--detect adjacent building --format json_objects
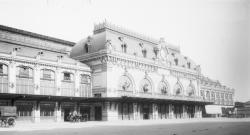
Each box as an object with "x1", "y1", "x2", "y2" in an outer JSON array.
[
  {"x1": 0, "y1": 22, "x2": 235, "y2": 122},
  {"x1": 200, "y1": 76, "x2": 234, "y2": 116}
]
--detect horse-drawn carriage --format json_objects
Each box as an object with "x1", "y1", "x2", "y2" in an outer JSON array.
[
  {"x1": 0, "y1": 106, "x2": 17, "y2": 127},
  {"x1": 66, "y1": 111, "x2": 88, "y2": 122}
]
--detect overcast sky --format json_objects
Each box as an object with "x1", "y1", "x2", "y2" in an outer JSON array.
[{"x1": 0, "y1": 0, "x2": 249, "y2": 101}]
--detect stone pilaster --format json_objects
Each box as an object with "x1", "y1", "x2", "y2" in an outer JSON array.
[
  {"x1": 182, "y1": 105, "x2": 187, "y2": 118},
  {"x1": 169, "y1": 104, "x2": 174, "y2": 119},
  {"x1": 8, "y1": 61, "x2": 16, "y2": 93},
  {"x1": 32, "y1": 101, "x2": 40, "y2": 123},
  {"x1": 74, "y1": 71, "x2": 80, "y2": 97},
  {"x1": 133, "y1": 103, "x2": 139, "y2": 120},
  {"x1": 33, "y1": 65, "x2": 40, "y2": 95},
  {"x1": 55, "y1": 68, "x2": 62, "y2": 96},
  {"x1": 55, "y1": 102, "x2": 62, "y2": 122},
  {"x1": 104, "y1": 102, "x2": 119, "y2": 121},
  {"x1": 195, "y1": 105, "x2": 202, "y2": 118},
  {"x1": 90, "y1": 105, "x2": 95, "y2": 121},
  {"x1": 152, "y1": 103, "x2": 158, "y2": 120}
]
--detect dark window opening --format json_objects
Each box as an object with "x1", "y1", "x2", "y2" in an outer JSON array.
[
  {"x1": 43, "y1": 70, "x2": 51, "y2": 79},
  {"x1": 187, "y1": 62, "x2": 191, "y2": 69},
  {"x1": 121, "y1": 44, "x2": 127, "y2": 53},
  {"x1": 85, "y1": 44, "x2": 89, "y2": 53},
  {"x1": 0, "y1": 64, "x2": 3, "y2": 74},
  {"x1": 81, "y1": 74, "x2": 90, "y2": 84},
  {"x1": 18, "y1": 66, "x2": 31, "y2": 78},
  {"x1": 41, "y1": 69, "x2": 54, "y2": 80},
  {"x1": 142, "y1": 49, "x2": 147, "y2": 58},
  {"x1": 63, "y1": 72, "x2": 71, "y2": 81},
  {"x1": 174, "y1": 58, "x2": 178, "y2": 66},
  {"x1": 94, "y1": 93, "x2": 102, "y2": 98}
]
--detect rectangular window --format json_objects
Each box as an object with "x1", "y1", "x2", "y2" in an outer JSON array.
[
  {"x1": 142, "y1": 49, "x2": 147, "y2": 58},
  {"x1": 63, "y1": 72, "x2": 71, "y2": 81},
  {"x1": 81, "y1": 75, "x2": 90, "y2": 83},
  {"x1": 43, "y1": 70, "x2": 51, "y2": 79},
  {"x1": 19, "y1": 67, "x2": 30, "y2": 77},
  {"x1": 121, "y1": 44, "x2": 127, "y2": 53},
  {"x1": 174, "y1": 59, "x2": 178, "y2": 65},
  {"x1": 0, "y1": 64, "x2": 3, "y2": 74},
  {"x1": 187, "y1": 62, "x2": 191, "y2": 69}
]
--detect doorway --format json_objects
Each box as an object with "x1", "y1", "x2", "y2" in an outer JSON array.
[
  {"x1": 143, "y1": 106, "x2": 150, "y2": 120},
  {"x1": 94, "y1": 106, "x2": 102, "y2": 121},
  {"x1": 64, "y1": 108, "x2": 71, "y2": 121}
]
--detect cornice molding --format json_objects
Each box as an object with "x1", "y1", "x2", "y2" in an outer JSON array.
[
  {"x1": 0, "y1": 54, "x2": 90, "y2": 72},
  {"x1": 76, "y1": 50, "x2": 199, "y2": 77}
]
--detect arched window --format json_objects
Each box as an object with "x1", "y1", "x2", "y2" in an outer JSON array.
[
  {"x1": 186, "y1": 84, "x2": 195, "y2": 96},
  {"x1": 187, "y1": 62, "x2": 191, "y2": 69},
  {"x1": 79, "y1": 74, "x2": 91, "y2": 97},
  {"x1": 121, "y1": 43, "x2": 127, "y2": 53},
  {"x1": 206, "y1": 91, "x2": 210, "y2": 99},
  {"x1": 40, "y1": 69, "x2": 55, "y2": 80},
  {"x1": 216, "y1": 92, "x2": 220, "y2": 99},
  {"x1": 40, "y1": 69, "x2": 56, "y2": 95},
  {"x1": 200, "y1": 90, "x2": 204, "y2": 97},
  {"x1": 158, "y1": 81, "x2": 169, "y2": 95},
  {"x1": 85, "y1": 44, "x2": 89, "y2": 53},
  {"x1": 61, "y1": 72, "x2": 75, "y2": 96},
  {"x1": 221, "y1": 93, "x2": 224, "y2": 99},
  {"x1": 118, "y1": 75, "x2": 133, "y2": 91},
  {"x1": 174, "y1": 58, "x2": 178, "y2": 66},
  {"x1": 229, "y1": 94, "x2": 232, "y2": 100},
  {"x1": 16, "y1": 66, "x2": 33, "y2": 78},
  {"x1": 0, "y1": 63, "x2": 8, "y2": 93},
  {"x1": 211, "y1": 92, "x2": 215, "y2": 100},
  {"x1": 140, "y1": 78, "x2": 152, "y2": 93},
  {"x1": 80, "y1": 74, "x2": 91, "y2": 84},
  {"x1": 142, "y1": 49, "x2": 147, "y2": 58},
  {"x1": 0, "y1": 63, "x2": 8, "y2": 75},
  {"x1": 16, "y1": 65, "x2": 34, "y2": 94},
  {"x1": 173, "y1": 82, "x2": 182, "y2": 95}
]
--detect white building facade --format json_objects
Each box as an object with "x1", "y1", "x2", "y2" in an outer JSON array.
[{"x1": 0, "y1": 22, "x2": 234, "y2": 122}]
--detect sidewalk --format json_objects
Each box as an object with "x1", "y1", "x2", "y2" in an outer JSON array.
[{"x1": 1, "y1": 118, "x2": 250, "y2": 132}]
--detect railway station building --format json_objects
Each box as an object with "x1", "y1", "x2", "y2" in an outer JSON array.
[{"x1": 0, "y1": 22, "x2": 234, "y2": 122}]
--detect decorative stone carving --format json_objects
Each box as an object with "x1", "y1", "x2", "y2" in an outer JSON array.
[
  {"x1": 174, "y1": 82, "x2": 182, "y2": 95},
  {"x1": 187, "y1": 81, "x2": 195, "y2": 96},
  {"x1": 140, "y1": 78, "x2": 152, "y2": 93},
  {"x1": 9, "y1": 82, "x2": 15, "y2": 88},
  {"x1": 158, "y1": 81, "x2": 169, "y2": 95},
  {"x1": 35, "y1": 84, "x2": 39, "y2": 90},
  {"x1": 122, "y1": 81, "x2": 131, "y2": 91},
  {"x1": 142, "y1": 84, "x2": 149, "y2": 92},
  {"x1": 161, "y1": 85, "x2": 168, "y2": 94},
  {"x1": 153, "y1": 46, "x2": 160, "y2": 58},
  {"x1": 105, "y1": 39, "x2": 113, "y2": 51},
  {"x1": 119, "y1": 75, "x2": 133, "y2": 91}
]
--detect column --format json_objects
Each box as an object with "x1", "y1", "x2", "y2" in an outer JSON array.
[
  {"x1": 169, "y1": 104, "x2": 174, "y2": 119},
  {"x1": 33, "y1": 65, "x2": 40, "y2": 95},
  {"x1": 74, "y1": 71, "x2": 80, "y2": 97},
  {"x1": 105, "y1": 102, "x2": 119, "y2": 121},
  {"x1": 55, "y1": 102, "x2": 62, "y2": 122},
  {"x1": 194, "y1": 105, "x2": 202, "y2": 118},
  {"x1": 152, "y1": 103, "x2": 158, "y2": 120},
  {"x1": 90, "y1": 105, "x2": 95, "y2": 121},
  {"x1": 8, "y1": 61, "x2": 16, "y2": 93},
  {"x1": 133, "y1": 103, "x2": 139, "y2": 120},
  {"x1": 55, "y1": 68, "x2": 61, "y2": 96},
  {"x1": 182, "y1": 105, "x2": 187, "y2": 119},
  {"x1": 33, "y1": 101, "x2": 40, "y2": 123}
]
